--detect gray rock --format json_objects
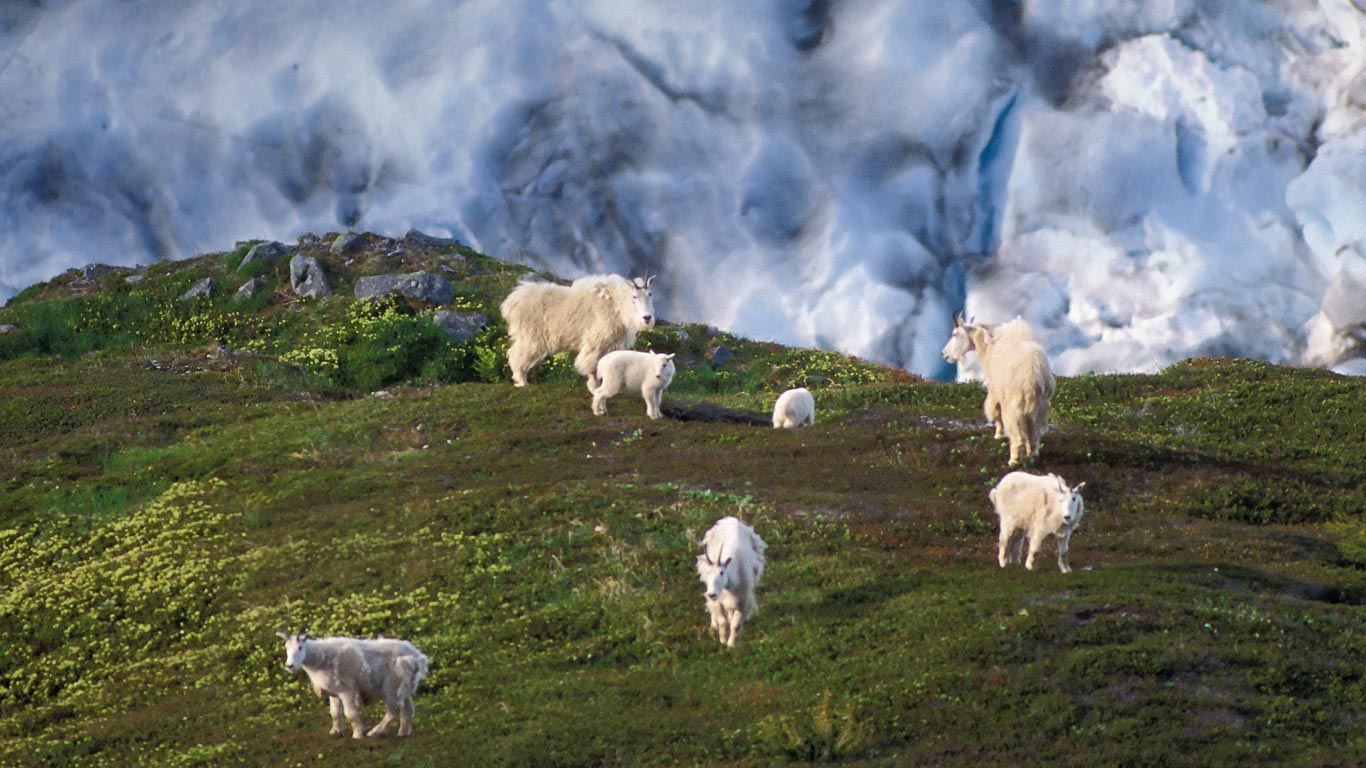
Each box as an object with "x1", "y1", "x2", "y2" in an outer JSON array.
[
  {"x1": 289, "y1": 255, "x2": 332, "y2": 299},
  {"x1": 705, "y1": 345, "x2": 732, "y2": 366},
  {"x1": 0, "y1": 324, "x2": 19, "y2": 334},
  {"x1": 330, "y1": 232, "x2": 363, "y2": 255},
  {"x1": 180, "y1": 278, "x2": 215, "y2": 301},
  {"x1": 125, "y1": 274, "x2": 145, "y2": 285},
  {"x1": 433, "y1": 310, "x2": 489, "y2": 344},
  {"x1": 403, "y1": 229, "x2": 462, "y2": 248},
  {"x1": 234, "y1": 277, "x2": 268, "y2": 302},
  {"x1": 354, "y1": 272, "x2": 455, "y2": 307},
  {"x1": 239, "y1": 241, "x2": 292, "y2": 272}
]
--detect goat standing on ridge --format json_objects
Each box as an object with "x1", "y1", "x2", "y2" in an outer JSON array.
[{"x1": 942, "y1": 314, "x2": 1056, "y2": 466}]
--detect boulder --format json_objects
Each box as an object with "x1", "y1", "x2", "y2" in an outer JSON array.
[
  {"x1": 239, "y1": 241, "x2": 292, "y2": 272},
  {"x1": 330, "y1": 232, "x2": 364, "y2": 255},
  {"x1": 180, "y1": 278, "x2": 215, "y2": 301},
  {"x1": 289, "y1": 255, "x2": 332, "y2": 299},
  {"x1": 433, "y1": 310, "x2": 489, "y2": 344},
  {"x1": 234, "y1": 277, "x2": 268, "y2": 302},
  {"x1": 354, "y1": 272, "x2": 455, "y2": 307}
]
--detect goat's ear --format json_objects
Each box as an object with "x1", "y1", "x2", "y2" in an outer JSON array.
[
  {"x1": 665, "y1": 353, "x2": 675, "y2": 359},
  {"x1": 1073, "y1": 482, "x2": 1087, "y2": 493},
  {"x1": 276, "y1": 631, "x2": 289, "y2": 640},
  {"x1": 721, "y1": 557, "x2": 733, "y2": 567},
  {"x1": 953, "y1": 312, "x2": 963, "y2": 327},
  {"x1": 646, "y1": 275, "x2": 656, "y2": 288}
]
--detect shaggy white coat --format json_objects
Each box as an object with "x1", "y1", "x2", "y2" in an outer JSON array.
[
  {"x1": 988, "y1": 471, "x2": 1087, "y2": 573},
  {"x1": 500, "y1": 274, "x2": 656, "y2": 387},
  {"x1": 942, "y1": 316, "x2": 1056, "y2": 465},
  {"x1": 696, "y1": 516, "x2": 768, "y2": 647},
  {"x1": 591, "y1": 350, "x2": 676, "y2": 419},
  {"x1": 772, "y1": 387, "x2": 815, "y2": 429},
  {"x1": 277, "y1": 632, "x2": 429, "y2": 738}
]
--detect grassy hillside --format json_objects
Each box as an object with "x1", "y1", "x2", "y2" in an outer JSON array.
[{"x1": 1, "y1": 233, "x2": 1365, "y2": 767}]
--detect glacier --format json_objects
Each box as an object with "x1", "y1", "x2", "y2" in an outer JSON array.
[{"x1": 1, "y1": 0, "x2": 1364, "y2": 378}]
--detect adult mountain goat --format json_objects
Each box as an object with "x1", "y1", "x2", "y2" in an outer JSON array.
[
  {"x1": 696, "y1": 516, "x2": 768, "y2": 647},
  {"x1": 500, "y1": 274, "x2": 656, "y2": 387},
  {"x1": 941, "y1": 315, "x2": 1056, "y2": 466},
  {"x1": 989, "y1": 471, "x2": 1087, "y2": 573},
  {"x1": 276, "y1": 631, "x2": 429, "y2": 738}
]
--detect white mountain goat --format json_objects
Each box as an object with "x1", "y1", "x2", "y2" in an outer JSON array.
[
  {"x1": 500, "y1": 274, "x2": 656, "y2": 387},
  {"x1": 696, "y1": 516, "x2": 768, "y2": 647},
  {"x1": 772, "y1": 387, "x2": 815, "y2": 429},
  {"x1": 941, "y1": 314, "x2": 1056, "y2": 466},
  {"x1": 590, "y1": 350, "x2": 676, "y2": 419},
  {"x1": 988, "y1": 471, "x2": 1087, "y2": 573},
  {"x1": 276, "y1": 631, "x2": 429, "y2": 738}
]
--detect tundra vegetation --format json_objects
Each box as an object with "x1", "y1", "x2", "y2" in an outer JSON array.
[{"x1": 1, "y1": 233, "x2": 1365, "y2": 767}]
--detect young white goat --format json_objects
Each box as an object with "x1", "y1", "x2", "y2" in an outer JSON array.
[
  {"x1": 500, "y1": 274, "x2": 656, "y2": 387},
  {"x1": 772, "y1": 387, "x2": 815, "y2": 429},
  {"x1": 276, "y1": 631, "x2": 429, "y2": 738},
  {"x1": 942, "y1": 314, "x2": 1055, "y2": 466},
  {"x1": 988, "y1": 471, "x2": 1087, "y2": 573},
  {"x1": 696, "y1": 516, "x2": 768, "y2": 647},
  {"x1": 590, "y1": 350, "x2": 676, "y2": 419}
]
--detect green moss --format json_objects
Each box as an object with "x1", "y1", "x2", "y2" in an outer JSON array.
[{"x1": 1, "y1": 236, "x2": 1365, "y2": 766}]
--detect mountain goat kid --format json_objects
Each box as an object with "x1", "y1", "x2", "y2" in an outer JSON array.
[
  {"x1": 941, "y1": 315, "x2": 1056, "y2": 466},
  {"x1": 989, "y1": 471, "x2": 1087, "y2": 573},
  {"x1": 500, "y1": 274, "x2": 656, "y2": 387},
  {"x1": 276, "y1": 631, "x2": 429, "y2": 738},
  {"x1": 772, "y1": 387, "x2": 815, "y2": 429},
  {"x1": 696, "y1": 516, "x2": 768, "y2": 647},
  {"x1": 591, "y1": 350, "x2": 676, "y2": 419}
]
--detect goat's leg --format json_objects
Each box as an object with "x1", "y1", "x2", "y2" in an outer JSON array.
[
  {"x1": 340, "y1": 692, "x2": 366, "y2": 739},
  {"x1": 327, "y1": 695, "x2": 346, "y2": 736}
]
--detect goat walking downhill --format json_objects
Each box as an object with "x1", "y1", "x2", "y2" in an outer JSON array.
[
  {"x1": 696, "y1": 516, "x2": 767, "y2": 647},
  {"x1": 276, "y1": 631, "x2": 429, "y2": 738},
  {"x1": 500, "y1": 274, "x2": 656, "y2": 387},
  {"x1": 942, "y1": 315, "x2": 1056, "y2": 465},
  {"x1": 988, "y1": 471, "x2": 1087, "y2": 573}
]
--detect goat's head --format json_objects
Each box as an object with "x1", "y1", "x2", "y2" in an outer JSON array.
[
  {"x1": 655, "y1": 353, "x2": 676, "y2": 385},
  {"x1": 1054, "y1": 477, "x2": 1087, "y2": 529},
  {"x1": 629, "y1": 276, "x2": 657, "y2": 330},
  {"x1": 276, "y1": 630, "x2": 311, "y2": 672},
  {"x1": 696, "y1": 542, "x2": 735, "y2": 601},
  {"x1": 941, "y1": 312, "x2": 976, "y2": 363}
]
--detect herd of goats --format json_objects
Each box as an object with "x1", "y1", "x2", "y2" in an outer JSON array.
[{"x1": 276, "y1": 273, "x2": 1087, "y2": 738}]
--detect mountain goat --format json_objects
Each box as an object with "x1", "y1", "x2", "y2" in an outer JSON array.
[
  {"x1": 591, "y1": 350, "x2": 676, "y2": 419},
  {"x1": 696, "y1": 516, "x2": 768, "y2": 647},
  {"x1": 941, "y1": 315, "x2": 1056, "y2": 466},
  {"x1": 276, "y1": 631, "x2": 429, "y2": 738},
  {"x1": 989, "y1": 471, "x2": 1087, "y2": 573},
  {"x1": 772, "y1": 387, "x2": 815, "y2": 429},
  {"x1": 500, "y1": 274, "x2": 656, "y2": 387}
]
